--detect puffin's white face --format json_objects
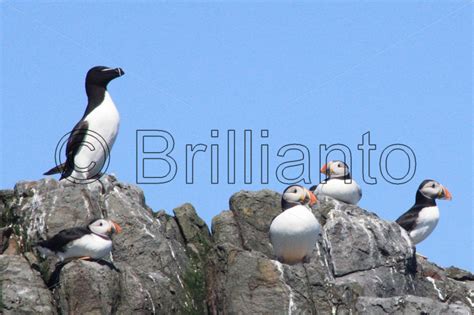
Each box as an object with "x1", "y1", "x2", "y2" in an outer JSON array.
[
  {"x1": 419, "y1": 180, "x2": 452, "y2": 200},
  {"x1": 282, "y1": 185, "x2": 317, "y2": 206},
  {"x1": 321, "y1": 160, "x2": 349, "y2": 178},
  {"x1": 89, "y1": 219, "x2": 122, "y2": 236}
]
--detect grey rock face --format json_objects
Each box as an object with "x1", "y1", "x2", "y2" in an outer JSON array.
[
  {"x1": 356, "y1": 296, "x2": 471, "y2": 315},
  {"x1": 0, "y1": 180, "x2": 472, "y2": 314},
  {"x1": 0, "y1": 255, "x2": 56, "y2": 314},
  {"x1": 207, "y1": 191, "x2": 474, "y2": 314},
  {"x1": 0, "y1": 176, "x2": 210, "y2": 314}
]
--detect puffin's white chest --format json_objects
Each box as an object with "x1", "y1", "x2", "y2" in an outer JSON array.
[
  {"x1": 410, "y1": 206, "x2": 439, "y2": 245},
  {"x1": 269, "y1": 205, "x2": 321, "y2": 264},
  {"x1": 71, "y1": 92, "x2": 120, "y2": 179},
  {"x1": 315, "y1": 179, "x2": 361, "y2": 205},
  {"x1": 60, "y1": 233, "x2": 112, "y2": 261}
]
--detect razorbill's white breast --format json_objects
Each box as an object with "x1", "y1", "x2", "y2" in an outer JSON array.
[
  {"x1": 269, "y1": 185, "x2": 321, "y2": 265},
  {"x1": 44, "y1": 66, "x2": 124, "y2": 182},
  {"x1": 310, "y1": 160, "x2": 362, "y2": 205},
  {"x1": 396, "y1": 179, "x2": 452, "y2": 245}
]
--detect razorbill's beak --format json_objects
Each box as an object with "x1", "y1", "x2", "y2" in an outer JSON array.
[
  {"x1": 439, "y1": 186, "x2": 452, "y2": 200},
  {"x1": 115, "y1": 68, "x2": 125, "y2": 76},
  {"x1": 110, "y1": 221, "x2": 122, "y2": 234}
]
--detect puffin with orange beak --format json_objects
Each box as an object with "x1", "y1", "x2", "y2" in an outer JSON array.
[
  {"x1": 396, "y1": 180, "x2": 452, "y2": 245},
  {"x1": 36, "y1": 218, "x2": 122, "y2": 261},
  {"x1": 310, "y1": 160, "x2": 362, "y2": 205},
  {"x1": 269, "y1": 185, "x2": 321, "y2": 265}
]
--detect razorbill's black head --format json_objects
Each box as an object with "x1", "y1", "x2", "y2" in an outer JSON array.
[
  {"x1": 396, "y1": 179, "x2": 452, "y2": 246},
  {"x1": 86, "y1": 66, "x2": 125, "y2": 88},
  {"x1": 281, "y1": 185, "x2": 317, "y2": 210}
]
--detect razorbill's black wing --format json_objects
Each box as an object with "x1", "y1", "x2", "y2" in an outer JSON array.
[{"x1": 60, "y1": 120, "x2": 90, "y2": 179}]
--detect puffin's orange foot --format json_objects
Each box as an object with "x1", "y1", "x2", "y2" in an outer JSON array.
[{"x1": 78, "y1": 256, "x2": 92, "y2": 261}]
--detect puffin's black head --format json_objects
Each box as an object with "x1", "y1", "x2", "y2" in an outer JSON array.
[
  {"x1": 86, "y1": 66, "x2": 125, "y2": 88},
  {"x1": 416, "y1": 179, "x2": 452, "y2": 201},
  {"x1": 281, "y1": 185, "x2": 317, "y2": 210},
  {"x1": 320, "y1": 160, "x2": 351, "y2": 179}
]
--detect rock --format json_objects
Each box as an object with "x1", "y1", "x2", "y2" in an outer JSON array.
[
  {"x1": 207, "y1": 191, "x2": 474, "y2": 314},
  {"x1": 211, "y1": 210, "x2": 241, "y2": 247},
  {"x1": 0, "y1": 176, "x2": 211, "y2": 314},
  {"x1": 321, "y1": 197, "x2": 415, "y2": 277},
  {"x1": 446, "y1": 267, "x2": 474, "y2": 281},
  {"x1": 0, "y1": 227, "x2": 13, "y2": 254},
  {"x1": 173, "y1": 203, "x2": 212, "y2": 254},
  {"x1": 0, "y1": 178, "x2": 472, "y2": 314},
  {"x1": 229, "y1": 190, "x2": 281, "y2": 255},
  {"x1": 0, "y1": 190, "x2": 15, "y2": 226},
  {"x1": 356, "y1": 296, "x2": 471, "y2": 314},
  {"x1": 54, "y1": 260, "x2": 121, "y2": 314},
  {"x1": 0, "y1": 255, "x2": 56, "y2": 314}
]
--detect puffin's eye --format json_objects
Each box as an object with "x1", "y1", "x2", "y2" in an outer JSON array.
[
  {"x1": 431, "y1": 184, "x2": 435, "y2": 188},
  {"x1": 99, "y1": 222, "x2": 103, "y2": 226},
  {"x1": 293, "y1": 188, "x2": 298, "y2": 193},
  {"x1": 338, "y1": 163, "x2": 342, "y2": 167}
]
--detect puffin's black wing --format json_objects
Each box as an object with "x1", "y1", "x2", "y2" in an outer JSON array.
[
  {"x1": 37, "y1": 227, "x2": 90, "y2": 252},
  {"x1": 60, "y1": 120, "x2": 89, "y2": 179},
  {"x1": 395, "y1": 205, "x2": 423, "y2": 232}
]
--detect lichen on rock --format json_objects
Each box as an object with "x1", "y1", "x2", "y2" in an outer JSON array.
[{"x1": 0, "y1": 178, "x2": 472, "y2": 314}]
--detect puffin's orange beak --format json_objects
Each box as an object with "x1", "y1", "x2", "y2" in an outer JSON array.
[
  {"x1": 308, "y1": 191, "x2": 317, "y2": 206},
  {"x1": 110, "y1": 221, "x2": 122, "y2": 234},
  {"x1": 320, "y1": 163, "x2": 328, "y2": 174},
  {"x1": 441, "y1": 187, "x2": 452, "y2": 200}
]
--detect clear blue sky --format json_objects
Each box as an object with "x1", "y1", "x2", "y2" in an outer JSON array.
[{"x1": 1, "y1": 1, "x2": 472, "y2": 271}]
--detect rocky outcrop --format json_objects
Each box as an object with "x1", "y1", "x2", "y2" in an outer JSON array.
[
  {"x1": 208, "y1": 192, "x2": 473, "y2": 314},
  {"x1": 0, "y1": 176, "x2": 472, "y2": 314},
  {"x1": 0, "y1": 255, "x2": 56, "y2": 314},
  {"x1": 0, "y1": 176, "x2": 210, "y2": 314}
]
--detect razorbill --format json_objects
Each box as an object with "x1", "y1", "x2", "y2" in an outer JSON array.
[
  {"x1": 36, "y1": 219, "x2": 122, "y2": 261},
  {"x1": 396, "y1": 179, "x2": 452, "y2": 245},
  {"x1": 44, "y1": 66, "x2": 124, "y2": 182},
  {"x1": 310, "y1": 160, "x2": 362, "y2": 205},
  {"x1": 269, "y1": 185, "x2": 321, "y2": 265}
]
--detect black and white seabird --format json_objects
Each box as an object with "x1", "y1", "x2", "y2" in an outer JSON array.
[
  {"x1": 310, "y1": 160, "x2": 362, "y2": 205},
  {"x1": 44, "y1": 66, "x2": 125, "y2": 182},
  {"x1": 269, "y1": 185, "x2": 321, "y2": 265},
  {"x1": 396, "y1": 179, "x2": 452, "y2": 245},
  {"x1": 36, "y1": 219, "x2": 122, "y2": 261}
]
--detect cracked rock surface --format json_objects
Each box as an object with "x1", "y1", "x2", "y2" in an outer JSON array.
[{"x1": 0, "y1": 177, "x2": 472, "y2": 314}]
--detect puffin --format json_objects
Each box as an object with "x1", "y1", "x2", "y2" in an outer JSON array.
[
  {"x1": 310, "y1": 160, "x2": 362, "y2": 205},
  {"x1": 269, "y1": 185, "x2": 321, "y2": 265},
  {"x1": 44, "y1": 66, "x2": 124, "y2": 182},
  {"x1": 36, "y1": 219, "x2": 122, "y2": 261},
  {"x1": 396, "y1": 179, "x2": 452, "y2": 245}
]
